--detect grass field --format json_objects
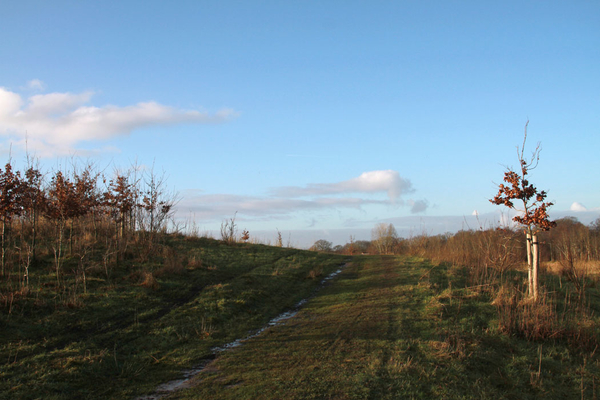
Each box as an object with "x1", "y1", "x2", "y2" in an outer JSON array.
[
  {"x1": 170, "y1": 255, "x2": 599, "y2": 400},
  {"x1": 2, "y1": 238, "x2": 599, "y2": 399}
]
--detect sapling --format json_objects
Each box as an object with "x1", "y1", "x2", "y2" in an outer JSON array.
[{"x1": 490, "y1": 121, "x2": 555, "y2": 300}]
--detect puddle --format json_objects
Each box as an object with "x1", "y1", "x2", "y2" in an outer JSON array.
[
  {"x1": 136, "y1": 263, "x2": 347, "y2": 400},
  {"x1": 136, "y1": 359, "x2": 214, "y2": 400}
]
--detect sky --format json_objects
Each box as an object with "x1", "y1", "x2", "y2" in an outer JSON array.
[{"x1": 1, "y1": 1, "x2": 599, "y2": 247}]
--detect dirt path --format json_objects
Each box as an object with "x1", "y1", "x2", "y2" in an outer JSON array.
[
  {"x1": 136, "y1": 264, "x2": 348, "y2": 400},
  {"x1": 160, "y1": 256, "x2": 437, "y2": 400}
]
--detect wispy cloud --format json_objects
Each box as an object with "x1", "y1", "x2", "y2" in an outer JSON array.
[
  {"x1": 408, "y1": 199, "x2": 429, "y2": 214},
  {"x1": 177, "y1": 170, "x2": 426, "y2": 224},
  {"x1": 0, "y1": 84, "x2": 236, "y2": 157},
  {"x1": 24, "y1": 79, "x2": 46, "y2": 91},
  {"x1": 177, "y1": 192, "x2": 389, "y2": 221},
  {"x1": 271, "y1": 170, "x2": 414, "y2": 202}
]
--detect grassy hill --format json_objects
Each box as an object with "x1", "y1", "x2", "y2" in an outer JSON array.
[
  {"x1": 0, "y1": 235, "x2": 346, "y2": 399},
  {"x1": 1, "y1": 235, "x2": 599, "y2": 399}
]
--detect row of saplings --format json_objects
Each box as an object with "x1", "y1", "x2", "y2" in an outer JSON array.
[{"x1": 0, "y1": 159, "x2": 177, "y2": 296}]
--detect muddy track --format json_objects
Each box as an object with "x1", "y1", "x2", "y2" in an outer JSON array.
[{"x1": 136, "y1": 262, "x2": 349, "y2": 400}]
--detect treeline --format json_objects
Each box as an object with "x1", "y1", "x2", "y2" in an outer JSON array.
[
  {"x1": 310, "y1": 218, "x2": 600, "y2": 346},
  {"x1": 402, "y1": 218, "x2": 600, "y2": 285},
  {"x1": 0, "y1": 158, "x2": 177, "y2": 295},
  {"x1": 315, "y1": 218, "x2": 600, "y2": 285}
]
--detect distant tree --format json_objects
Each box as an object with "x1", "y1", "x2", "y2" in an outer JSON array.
[
  {"x1": 490, "y1": 122, "x2": 555, "y2": 300},
  {"x1": 275, "y1": 229, "x2": 283, "y2": 247},
  {"x1": 220, "y1": 212, "x2": 238, "y2": 245},
  {"x1": 590, "y1": 217, "x2": 600, "y2": 261},
  {"x1": 310, "y1": 239, "x2": 333, "y2": 252},
  {"x1": 590, "y1": 217, "x2": 600, "y2": 234},
  {"x1": 347, "y1": 235, "x2": 356, "y2": 255},
  {"x1": 353, "y1": 240, "x2": 372, "y2": 254},
  {"x1": 140, "y1": 166, "x2": 176, "y2": 235},
  {"x1": 371, "y1": 223, "x2": 398, "y2": 254}
]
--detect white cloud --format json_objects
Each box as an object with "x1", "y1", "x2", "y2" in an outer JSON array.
[
  {"x1": 570, "y1": 202, "x2": 588, "y2": 212},
  {"x1": 26, "y1": 91, "x2": 94, "y2": 117},
  {"x1": 271, "y1": 170, "x2": 414, "y2": 202},
  {"x1": 0, "y1": 86, "x2": 236, "y2": 157},
  {"x1": 0, "y1": 88, "x2": 23, "y2": 117}
]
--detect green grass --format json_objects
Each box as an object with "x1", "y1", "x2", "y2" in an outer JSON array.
[
  {"x1": 0, "y1": 235, "x2": 346, "y2": 399},
  {"x1": 170, "y1": 256, "x2": 600, "y2": 400},
  {"x1": 2, "y1": 242, "x2": 599, "y2": 399}
]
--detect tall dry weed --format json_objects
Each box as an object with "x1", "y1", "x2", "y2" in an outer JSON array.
[{"x1": 493, "y1": 285, "x2": 598, "y2": 350}]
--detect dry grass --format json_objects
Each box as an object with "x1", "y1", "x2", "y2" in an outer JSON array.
[
  {"x1": 154, "y1": 247, "x2": 185, "y2": 277},
  {"x1": 492, "y1": 284, "x2": 598, "y2": 350},
  {"x1": 307, "y1": 267, "x2": 323, "y2": 279},
  {"x1": 187, "y1": 255, "x2": 203, "y2": 269},
  {"x1": 544, "y1": 260, "x2": 600, "y2": 278},
  {"x1": 139, "y1": 271, "x2": 160, "y2": 290}
]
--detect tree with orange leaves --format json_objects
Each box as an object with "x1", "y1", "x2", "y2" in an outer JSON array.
[
  {"x1": 490, "y1": 122, "x2": 555, "y2": 300},
  {"x1": 105, "y1": 173, "x2": 135, "y2": 240},
  {"x1": 0, "y1": 161, "x2": 24, "y2": 274},
  {"x1": 46, "y1": 171, "x2": 79, "y2": 285}
]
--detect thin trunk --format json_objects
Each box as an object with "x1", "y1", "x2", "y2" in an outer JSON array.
[
  {"x1": 1, "y1": 219, "x2": 6, "y2": 276},
  {"x1": 115, "y1": 219, "x2": 120, "y2": 265},
  {"x1": 56, "y1": 221, "x2": 64, "y2": 288},
  {"x1": 149, "y1": 201, "x2": 155, "y2": 235},
  {"x1": 31, "y1": 208, "x2": 37, "y2": 261},
  {"x1": 69, "y1": 219, "x2": 74, "y2": 256},
  {"x1": 526, "y1": 231, "x2": 533, "y2": 297},
  {"x1": 92, "y1": 208, "x2": 98, "y2": 240},
  {"x1": 532, "y1": 233, "x2": 539, "y2": 301},
  {"x1": 120, "y1": 211, "x2": 125, "y2": 239}
]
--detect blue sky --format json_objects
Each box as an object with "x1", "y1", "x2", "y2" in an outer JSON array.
[{"x1": 1, "y1": 1, "x2": 599, "y2": 246}]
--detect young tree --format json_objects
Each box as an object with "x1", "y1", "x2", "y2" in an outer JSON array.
[
  {"x1": 490, "y1": 122, "x2": 555, "y2": 300},
  {"x1": 21, "y1": 164, "x2": 45, "y2": 261},
  {"x1": 220, "y1": 212, "x2": 238, "y2": 245},
  {"x1": 74, "y1": 165, "x2": 101, "y2": 233},
  {"x1": 46, "y1": 171, "x2": 79, "y2": 285},
  {"x1": 139, "y1": 165, "x2": 177, "y2": 236},
  {"x1": 0, "y1": 161, "x2": 24, "y2": 274},
  {"x1": 105, "y1": 173, "x2": 135, "y2": 240},
  {"x1": 240, "y1": 229, "x2": 250, "y2": 242}
]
